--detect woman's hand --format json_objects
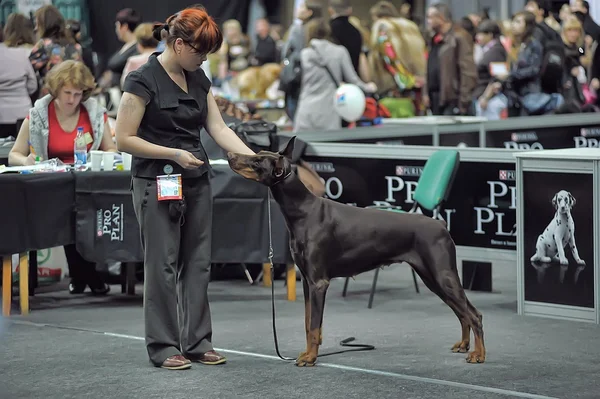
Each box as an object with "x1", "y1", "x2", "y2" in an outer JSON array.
[
  {"x1": 365, "y1": 82, "x2": 378, "y2": 93},
  {"x1": 591, "y1": 78, "x2": 600, "y2": 91},
  {"x1": 24, "y1": 154, "x2": 37, "y2": 165},
  {"x1": 170, "y1": 150, "x2": 204, "y2": 169},
  {"x1": 478, "y1": 97, "x2": 489, "y2": 111}
]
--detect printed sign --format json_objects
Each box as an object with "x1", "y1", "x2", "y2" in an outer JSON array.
[
  {"x1": 522, "y1": 171, "x2": 594, "y2": 308},
  {"x1": 487, "y1": 125, "x2": 600, "y2": 150},
  {"x1": 304, "y1": 156, "x2": 516, "y2": 250}
]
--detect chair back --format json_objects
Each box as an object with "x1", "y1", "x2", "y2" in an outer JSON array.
[{"x1": 413, "y1": 150, "x2": 460, "y2": 211}]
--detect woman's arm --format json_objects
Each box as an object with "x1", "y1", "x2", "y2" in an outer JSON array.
[
  {"x1": 8, "y1": 119, "x2": 35, "y2": 166},
  {"x1": 25, "y1": 62, "x2": 38, "y2": 95},
  {"x1": 99, "y1": 118, "x2": 117, "y2": 152},
  {"x1": 204, "y1": 92, "x2": 255, "y2": 155},
  {"x1": 114, "y1": 93, "x2": 204, "y2": 169},
  {"x1": 339, "y1": 47, "x2": 376, "y2": 92},
  {"x1": 114, "y1": 93, "x2": 175, "y2": 159}
]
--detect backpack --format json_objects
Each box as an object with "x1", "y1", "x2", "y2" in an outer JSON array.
[
  {"x1": 278, "y1": 46, "x2": 303, "y2": 95},
  {"x1": 538, "y1": 26, "x2": 566, "y2": 94}
]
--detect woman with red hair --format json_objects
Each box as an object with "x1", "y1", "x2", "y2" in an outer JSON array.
[{"x1": 115, "y1": 6, "x2": 255, "y2": 370}]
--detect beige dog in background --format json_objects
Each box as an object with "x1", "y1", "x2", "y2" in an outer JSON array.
[{"x1": 232, "y1": 63, "x2": 282, "y2": 99}]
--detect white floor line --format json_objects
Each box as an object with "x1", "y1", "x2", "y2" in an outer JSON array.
[
  {"x1": 106, "y1": 333, "x2": 558, "y2": 399},
  {"x1": 12, "y1": 321, "x2": 559, "y2": 399}
]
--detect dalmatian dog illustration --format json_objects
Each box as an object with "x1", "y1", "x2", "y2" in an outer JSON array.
[{"x1": 530, "y1": 190, "x2": 585, "y2": 266}]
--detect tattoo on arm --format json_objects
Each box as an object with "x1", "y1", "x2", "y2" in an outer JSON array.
[{"x1": 119, "y1": 96, "x2": 138, "y2": 117}]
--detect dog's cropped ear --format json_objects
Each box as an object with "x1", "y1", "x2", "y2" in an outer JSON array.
[
  {"x1": 568, "y1": 192, "x2": 576, "y2": 207},
  {"x1": 274, "y1": 156, "x2": 285, "y2": 177},
  {"x1": 552, "y1": 193, "x2": 558, "y2": 209},
  {"x1": 279, "y1": 136, "x2": 296, "y2": 160}
]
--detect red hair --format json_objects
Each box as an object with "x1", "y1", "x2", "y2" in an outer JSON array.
[{"x1": 153, "y1": 5, "x2": 223, "y2": 55}]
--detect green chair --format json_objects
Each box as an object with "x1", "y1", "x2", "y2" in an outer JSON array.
[
  {"x1": 342, "y1": 149, "x2": 460, "y2": 308},
  {"x1": 0, "y1": 0, "x2": 17, "y2": 26}
]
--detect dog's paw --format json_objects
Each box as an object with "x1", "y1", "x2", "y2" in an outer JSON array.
[
  {"x1": 465, "y1": 351, "x2": 485, "y2": 364},
  {"x1": 541, "y1": 256, "x2": 552, "y2": 263},
  {"x1": 576, "y1": 259, "x2": 586, "y2": 265},
  {"x1": 451, "y1": 340, "x2": 470, "y2": 353},
  {"x1": 295, "y1": 353, "x2": 316, "y2": 367},
  {"x1": 559, "y1": 258, "x2": 569, "y2": 265}
]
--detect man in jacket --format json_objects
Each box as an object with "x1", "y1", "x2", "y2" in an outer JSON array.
[{"x1": 423, "y1": 3, "x2": 477, "y2": 115}]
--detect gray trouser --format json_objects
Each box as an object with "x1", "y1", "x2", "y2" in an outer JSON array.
[{"x1": 132, "y1": 174, "x2": 213, "y2": 366}]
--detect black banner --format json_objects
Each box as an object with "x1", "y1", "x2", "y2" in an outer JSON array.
[
  {"x1": 74, "y1": 172, "x2": 143, "y2": 263},
  {"x1": 304, "y1": 156, "x2": 516, "y2": 250},
  {"x1": 487, "y1": 124, "x2": 600, "y2": 150},
  {"x1": 439, "y1": 132, "x2": 480, "y2": 147},
  {"x1": 523, "y1": 171, "x2": 594, "y2": 308}
]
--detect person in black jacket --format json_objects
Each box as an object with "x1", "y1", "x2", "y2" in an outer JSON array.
[
  {"x1": 525, "y1": 0, "x2": 561, "y2": 47},
  {"x1": 474, "y1": 20, "x2": 509, "y2": 119},
  {"x1": 115, "y1": 6, "x2": 255, "y2": 370}
]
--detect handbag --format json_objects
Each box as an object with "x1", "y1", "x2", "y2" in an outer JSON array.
[{"x1": 231, "y1": 119, "x2": 279, "y2": 153}]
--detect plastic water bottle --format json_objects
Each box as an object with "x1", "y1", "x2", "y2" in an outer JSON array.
[{"x1": 74, "y1": 126, "x2": 87, "y2": 169}]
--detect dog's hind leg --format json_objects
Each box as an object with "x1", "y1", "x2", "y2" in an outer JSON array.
[
  {"x1": 413, "y1": 266, "x2": 471, "y2": 354},
  {"x1": 426, "y1": 242, "x2": 485, "y2": 363},
  {"x1": 296, "y1": 280, "x2": 329, "y2": 367}
]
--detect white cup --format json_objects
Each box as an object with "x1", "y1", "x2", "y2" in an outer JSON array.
[
  {"x1": 103, "y1": 152, "x2": 115, "y2": 171},
  {"x1": 90, "y1": 150, "x2": 103, "y2": 171},
  {"x1": 121, "y1": 152, "x2": 132, "y2": 170}
]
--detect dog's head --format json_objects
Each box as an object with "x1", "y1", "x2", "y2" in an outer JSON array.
[
  {"x1": 228, "y1": 136, "x2": 296, "y2": 186},
  {"x1": 552, "y1": 190, "x2": 575, "y2": 214}
]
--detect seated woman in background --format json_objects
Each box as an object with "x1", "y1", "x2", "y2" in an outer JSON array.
[
  {"x1": 9, "y1": 60, "x2": 115, "y2": 295},
  {"x1": 294, "y1": 18, "x2": 376, "y2": 132},
  {"x1": 120, "y1": 22, "x2": 160, "y2": 88}
]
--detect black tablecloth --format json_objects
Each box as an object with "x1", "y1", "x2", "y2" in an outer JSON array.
[
  {"x1": 0, "y1": 166, "x2": 293, "y2": 264},
  {"x1": 0, "y1": 172, "x2": 75, "y2": 254}
]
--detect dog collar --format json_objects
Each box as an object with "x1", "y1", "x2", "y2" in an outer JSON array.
[{"x1": 271, "y1": 171, "x2": 293, "y2": 186}]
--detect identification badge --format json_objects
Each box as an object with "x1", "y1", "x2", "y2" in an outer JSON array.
[
  {"x1": 157, "y1": 174, "x2": 183, "y2": 201},
  {"x1": 84, "y1": 132, "x2": 93, "y2": 145}
]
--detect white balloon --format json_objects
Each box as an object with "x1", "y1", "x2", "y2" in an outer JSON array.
[{"x1": 333, "y1": 84, "x2": 366, "y2": 122}]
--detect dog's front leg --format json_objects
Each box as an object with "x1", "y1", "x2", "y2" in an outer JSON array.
[
  {"x1": 569, "y1": 235, "x2": 585, "y2": 265},
  {"x1": 296, "y1": 280, "x2": 329, "y2": 367},
  {"x1": 555, "y1": 233, "x2": 569, "y2": 265},
  {"x1": 297, "y1": 277, "x2": 311, "y2": 362}
]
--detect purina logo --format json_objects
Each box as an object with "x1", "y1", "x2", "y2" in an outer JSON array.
[
  {"x1": 396, "y1": 165, "x2": 423, "y2": 177},
  {"x1": 580, "y1": 128, "x2": 600, "y2": 137},
  {"x1": 510, "y1": 132, "x2": 538, "y2": 142},
  {"x1": 96, "y1": 204, "x2": 124, "y2": 241},
  {"x1": 499, "y1": 170, "x2": 516, "y2": 181}
]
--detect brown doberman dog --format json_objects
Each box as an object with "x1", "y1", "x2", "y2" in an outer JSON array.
[{"x1": 227, "y1": 137, "x2": 486, "y2": 367}]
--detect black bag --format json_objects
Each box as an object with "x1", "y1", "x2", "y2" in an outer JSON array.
[
  {"x1": 540, "y1": 40, "x2": 566, "y2": 94},
  {"x1": 232, "y1": 120, "x2": 279, "y2": 152},
  {"x1": 278, "y1": 46, "x2": 302, "y2": 94}
]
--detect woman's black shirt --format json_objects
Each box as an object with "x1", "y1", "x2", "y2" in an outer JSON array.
[{"x1": 122, "y1": 53, "x2": 211, "y2": 179}]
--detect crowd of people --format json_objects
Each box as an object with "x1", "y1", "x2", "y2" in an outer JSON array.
[{"x1": 212, "y1": 0, "x2": 600, "y2": 130}]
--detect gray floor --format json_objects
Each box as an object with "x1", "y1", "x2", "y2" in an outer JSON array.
[{"x1": 1, "y1": 265, "x2": 599, "y2": 399}]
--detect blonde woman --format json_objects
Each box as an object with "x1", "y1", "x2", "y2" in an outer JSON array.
[
  {"x1": 10, "y1": 61, "x2": 115, "y2": 295},
  {"x1": 561, "y1": 15, "x2": 587, "y2": 107},
  {"x1": 217, "y1": 19, "x2": 250, "y2": 80}
]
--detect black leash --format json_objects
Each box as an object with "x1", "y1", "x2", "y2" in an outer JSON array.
[{"x1": 266, "y1": 190, "x2": 375, "y2": 362}]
